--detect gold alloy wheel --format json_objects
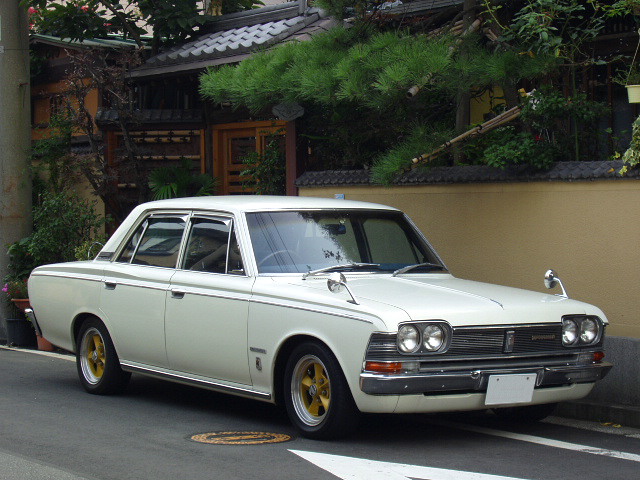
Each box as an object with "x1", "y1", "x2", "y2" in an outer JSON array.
[
  {"x1": 80, "y1": 327, "x2": 106, "y2": 384},
  {"x1": 291, "y1": 354, "x2": 331, "y2": 426}
]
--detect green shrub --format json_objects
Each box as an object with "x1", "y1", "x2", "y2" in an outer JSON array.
[{"x1": 28, "y1": 192, "x2": 107, "y2": 265}]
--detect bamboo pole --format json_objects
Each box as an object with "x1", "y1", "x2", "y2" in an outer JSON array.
[{"x1": 408, "y1": 91, "x2": 534, "y2": 170}]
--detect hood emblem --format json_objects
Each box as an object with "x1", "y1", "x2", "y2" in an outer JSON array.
[{"x1": 503, "y1": 330, "x2": 515, "y2": 353}]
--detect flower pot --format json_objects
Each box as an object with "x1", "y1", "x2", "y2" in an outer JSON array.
[
  {"x1": 626, "y1": 85, "x2": 640, "y2": 103},
  {"x1": 11, "y1": 298, "x2": 31, "y2": 313},
  {"x1": 5, "y1": 318, "x2": 37, "y2": 348},
  {"x1": 36, "y1": 334, "x2": 55, "y2": 351}
]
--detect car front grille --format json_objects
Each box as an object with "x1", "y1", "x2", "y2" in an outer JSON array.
[{"x1": 365, "y1": 324, "x2": 603, "y2": 363}]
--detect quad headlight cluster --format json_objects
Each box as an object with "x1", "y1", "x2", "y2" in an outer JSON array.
[
  {"x1": 397, "y1": 322, "x2": 450, "y2": 354},
  {"x1": 562, "y1": 315, "x2": 602, "y2": 347}
]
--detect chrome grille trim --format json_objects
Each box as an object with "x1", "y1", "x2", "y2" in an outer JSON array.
[{"x1": 366, "y1": 323, "x2": 604, "y2": 362}]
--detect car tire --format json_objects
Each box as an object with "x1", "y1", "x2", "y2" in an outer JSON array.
[
  {"x1": 76, "y1": 318, "x2": 131, "y2": 395},
  {"x1": 284, "y1": 342, "x2": 359, "y2": 440},
  {"x1": 493, "y1": 402, "x2": 558, "y2": 423}
]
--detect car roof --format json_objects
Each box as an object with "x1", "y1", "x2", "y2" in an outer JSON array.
[
  {"x1": 100, "y1": 196, "x2": 399, "y2": 254},
  {"x1": 138, "y1": 195, "x2": 399, "y2": 214}
]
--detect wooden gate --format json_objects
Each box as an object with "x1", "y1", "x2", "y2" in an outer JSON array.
[{"x1": 213, "y1": 121, "x2": 286, "y2": 195}]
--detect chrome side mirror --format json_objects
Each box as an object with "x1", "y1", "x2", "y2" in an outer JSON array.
[
  {"x1": 544, "y1": 269, "x2": 568, "y2": 298},
  {"x1": 327, "y1": 272, "x2": 359, "y2": 304}
]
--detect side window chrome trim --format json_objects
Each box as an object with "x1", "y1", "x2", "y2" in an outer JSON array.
[
  {"x1": 178, "y1": 214, "x2": 247, "y2": 277},
  {"x1": 129, "y1": 219, "x2": 149, "y2": 264},
  {"x1": 115, "y1": 212, "x2": 190, "y2": 267}
]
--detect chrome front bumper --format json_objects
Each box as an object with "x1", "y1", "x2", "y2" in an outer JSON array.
[
  {"x1": 24, "y1": 308, "x2": 42, "y2": 337},
  {"x1": 359, "y1": 362, "x2": 613, "y2": 395}
]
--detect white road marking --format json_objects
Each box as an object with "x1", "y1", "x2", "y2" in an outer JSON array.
[
  {"x1": 289, "y1": 449, "x2": 530, "y2": 480},
  {"x1": 0, "y1": 449, "x2": 90, "y2": 480},
  {"x1": 432, "y1": 420, "x2": 640, "y2": 463},
  {"x1": 0, "y1": 345, "x2": 74, "y2": 362}
]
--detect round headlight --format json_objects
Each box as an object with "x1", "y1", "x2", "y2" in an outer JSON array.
[
  {"x1": 580, "y1": 318, "x2": 598, "y2": 344},
  {"x1": 562, "y1": 319, "x2": 578, "y2": 345},
  {"x1": 423, "y1": 324, "x2": 445, "y2": 352},
  {"x1": 397, "y1": 325, "x2": 420, "y2": 353}
]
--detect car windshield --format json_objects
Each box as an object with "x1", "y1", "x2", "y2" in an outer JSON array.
[{"x1": 246, "y1": 209, "x2": 445, "y2": 274}]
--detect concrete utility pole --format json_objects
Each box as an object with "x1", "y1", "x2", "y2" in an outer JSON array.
[{"x1": 0, "y1": 1, "x2": 32, "y2": 340}]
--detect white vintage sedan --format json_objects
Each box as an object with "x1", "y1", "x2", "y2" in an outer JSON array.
[{"x1": 27, "y1": 196, "x2": 611, "y2": 438}]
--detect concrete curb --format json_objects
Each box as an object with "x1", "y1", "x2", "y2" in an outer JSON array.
[
  {"x1": 0, "y1": 344, "x2": 75, "y2": 361},
  {"x1": 558, "y1": 400, "x2": 640, "y2": 429}
]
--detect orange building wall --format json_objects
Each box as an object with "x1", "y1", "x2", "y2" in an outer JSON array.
[{"x1": 31, "y1": 79, "x2": 99, "y2": 140}]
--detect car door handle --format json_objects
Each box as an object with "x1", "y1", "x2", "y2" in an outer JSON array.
[
  {"x1": 171, "y1": 290, "x2": 185, "y2": 299},
  {"x1": 104, "y1": 281, "x2": 117, "y2": 290}
]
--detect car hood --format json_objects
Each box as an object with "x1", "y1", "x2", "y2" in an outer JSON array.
[{"x1": 290, "y1": 274, "x2": 605, "y2": 328}]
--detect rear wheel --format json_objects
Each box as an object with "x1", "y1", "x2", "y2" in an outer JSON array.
[
  {"x1": 493, "y1": 403, "x2": 557, "y2": 423},
  {"x1": 284, "y1": 342, "x2": 359, "y2": 439},
  {"x1": 76, "y1": 318, "x2": 130, "y2": 395}
]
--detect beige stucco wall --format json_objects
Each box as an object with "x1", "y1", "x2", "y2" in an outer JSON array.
[{"x1": 300, "y1": 180, "x2": 640, "y2": 339}]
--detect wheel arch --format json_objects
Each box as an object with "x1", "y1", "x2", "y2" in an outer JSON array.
[
  {"x1": 272, "y1": 334, "x2": 336, "y2": 407},
  {"x1": 71, "y1": 312, "x2": 104, "y2": 353}
]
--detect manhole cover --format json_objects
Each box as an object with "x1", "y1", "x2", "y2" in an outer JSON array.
[{"x1": 190, "y1": 431, "x2": 293, "y2": 445}]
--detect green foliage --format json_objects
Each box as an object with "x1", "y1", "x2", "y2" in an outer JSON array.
[
  {"x1": 4, "y1": 239, "x2": 38, "y2": 283},
  {"x1": 479, "y1": 126, "x2": 558, "y2": 170},
  {"x1": 24, "y1": 0, "x2": 263, "y2": 50},
  {"x1": 201, "y1": 26, "x2": 560, "y2": 176},
  {"x1": 521, "y1": 88, "x2": 608, "y2": 129},
  {"x1": 27, "y1": 192, "x2": 108, "y2": 266},
  {"x1": 74, "y1": 236, "x2": 108, "y2": 261},
  {"x1": 240, "y1": 133, "x2": 286, "y2": 195},
  {"x1": 486, "y1": 0, "x2": 607, "y2": 60},
  {"x1": 30, "y1": 114, "x2": 83, "y2": 194},
  {"x1": 2, "y1": 279, "x2": 29, "y2": 301},
  {"x1": 622, "y1": 115, "x2": 640, "y2": 172},
  {"x1": 26, "y1": 1, "x2": 116, "y2": 40},
  {"x1": 200, "y1": 27, "x2": 456, "y2": 112},
  {"x1": 461, "y1": 87, "x2": 608, "y2": 169},
  {"x1": 444, "y1": 41, "x2": 558, "y2": 92},
  {"x1": 148, "y1": 158, "x2": 218, "y2": 200},
  {"x1": 371, "y1": 124, "x2": 454, "y2": 184}
]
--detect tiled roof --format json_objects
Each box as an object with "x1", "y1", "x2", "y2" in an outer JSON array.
[
  {"x1": 295, "y1": 161, "x2": 640, "y2": 187},
  {"x1": 131, "y1": 7, "x2": 328, "y2": 79}
]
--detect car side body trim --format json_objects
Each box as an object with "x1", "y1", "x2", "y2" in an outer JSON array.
[{"x1": 120, "y1": 362, "x2": 272, "y2": 401}]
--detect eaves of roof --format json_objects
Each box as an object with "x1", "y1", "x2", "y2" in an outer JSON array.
[
  {"x1": 380, "y1": 0, "x2": 464, "y2": 15},
  {"x1": 130, "y1": 7, "x2": 330, "y2": 79},
  {"x1": 94, "y1": 109, "x2": 205, "y2": 127},
  {"x1": 295, "y1": 161, "x2": 640, "y2": 187},
  {"x1": 30, "y1": 33, "x2": 142, "y2": 50}
]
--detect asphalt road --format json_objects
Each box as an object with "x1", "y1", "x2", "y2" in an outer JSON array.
[{"x1": 2, "y1": 346, "x2": 639, "y2": 480}]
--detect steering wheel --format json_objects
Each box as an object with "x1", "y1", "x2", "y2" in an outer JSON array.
[{"x1": 257, "y1": 249, "x2": 303, "y2": 269}]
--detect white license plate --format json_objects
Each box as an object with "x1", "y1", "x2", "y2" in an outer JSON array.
[{"x1": 484, "y1": 373, "x2": 536, "y2": 406}]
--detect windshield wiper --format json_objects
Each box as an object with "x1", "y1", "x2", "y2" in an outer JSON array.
[
  {"x1": 302, "y1": 263, "x2": 381, "y2": 279},
  {"x1": 392, "y1": 262, "x2": 446, "y2": 277}
]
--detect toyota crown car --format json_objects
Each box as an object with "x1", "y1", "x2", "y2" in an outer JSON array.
[{"x1": 27, "y1": 196, "x2": 612, "y2": 438}]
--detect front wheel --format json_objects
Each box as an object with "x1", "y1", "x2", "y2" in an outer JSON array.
[
  {"x1": 284, "y1": 342, "x2": 359, "y2": 439},
  {"x1": 76, "y1": 318, "x2": 130, "y2": 395}
]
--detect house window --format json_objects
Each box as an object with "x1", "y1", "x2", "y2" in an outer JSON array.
[{"x1": 49, "y1": 95, "x2": 68, "y2": 118}]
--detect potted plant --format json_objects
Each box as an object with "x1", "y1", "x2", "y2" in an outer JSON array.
[
  {"x1": 3, "y1": 240, "x2": 55, "y2": 351},
  {"x1": 625, "y1": 67, "x2": 640, "y2": 103},
  {"x1": 3, "y1": 279, "x2": 30, "y2": 312},
  {"x1": 2, "y1": 281, "x2": 36, "y2": 348}
]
